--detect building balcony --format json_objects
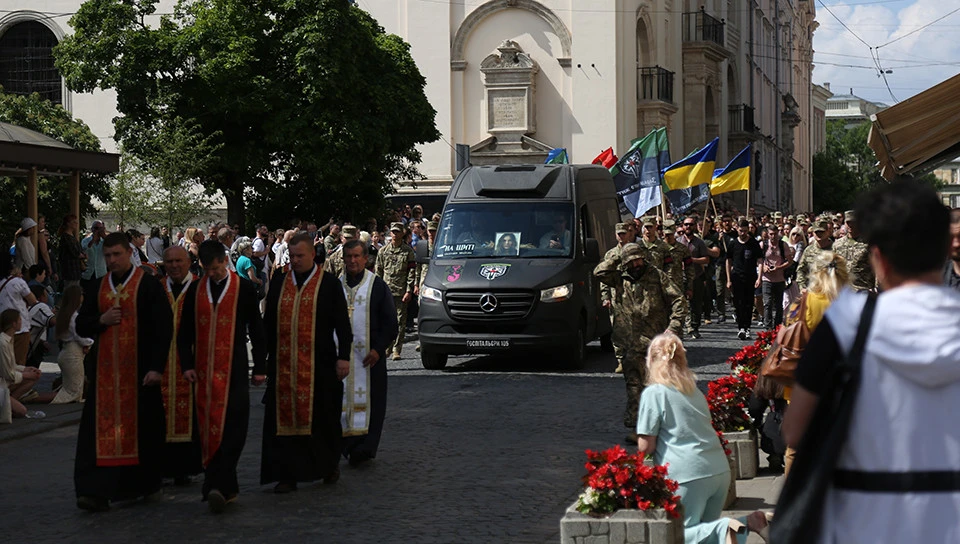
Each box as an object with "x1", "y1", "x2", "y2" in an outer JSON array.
[
  {"x1": 637, "y1": 66, "x2": 675, "y2": 104},
  {"x1": 729, "y1": 104, "x2": 756, "y2": 134},
  {"x1": 683, "y1": 8, "x2": 725, "y2": 48}
]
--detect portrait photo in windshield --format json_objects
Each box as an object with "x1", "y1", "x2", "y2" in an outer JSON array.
[
  {"x1": 494, "y1": 232, "x2": 521, "y2": 256},
  {"x1": 434, "y1": 203, "x2": 574, "y2": 258}
]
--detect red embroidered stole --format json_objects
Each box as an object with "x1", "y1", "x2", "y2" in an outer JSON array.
[
  {"x1": 194, "y1": 273, "x2": 240, "y2": 467},
  {"x1": 161, "y1": 274, "x2": 194, "y2": 442},
  {"x1": 275, "y1": 267, "x2": 322, "y2": 436},
  {"x1": 95, "y1": 267, "x2": 144, "y2": 467}
]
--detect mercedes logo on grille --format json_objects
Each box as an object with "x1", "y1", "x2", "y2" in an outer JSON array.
[{"x1": 479, "y1": 293, "x2": 499, "y2": 313}]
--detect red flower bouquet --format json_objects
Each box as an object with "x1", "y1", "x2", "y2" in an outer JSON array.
[
  {"x1": 576, "y1": 446, "x2": 682, "y2": 518},
  {"x1": 706, "y1": 369, "x2": 758, "y2": 432},
  {"x1": 725, "y1": 327, "x2": 778, "y2": 375}
]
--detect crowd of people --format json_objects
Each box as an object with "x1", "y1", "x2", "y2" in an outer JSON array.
[
  {"x1": 1, "y1": 187, "x2": 958, "y2": 532},
  {"x1": 608, "y1": 184, "x2": 960, "y2": 543}
]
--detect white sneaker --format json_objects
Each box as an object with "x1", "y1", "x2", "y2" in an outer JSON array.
[
  {"x1": 744, "y1": 329, "x2": 752, "y2": 339},
  {"x1": 737, "y1": 329, "x2": 747, "y2": 340}
]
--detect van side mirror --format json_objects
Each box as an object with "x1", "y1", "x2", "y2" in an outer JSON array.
[
  {"x1": 415, "y1": 239, "x2": 431, "y2": 264},
  {"x1": 584, "y1": 238, "x2": 601, "y2": 263}
]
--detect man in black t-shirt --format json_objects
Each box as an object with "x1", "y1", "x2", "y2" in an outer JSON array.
[
  {"x1": 725, "y1": 220, "x2": 762, "y2": 339},
  {"x1": 715, "y1": 214, "x2": 739, "y2": 323}
]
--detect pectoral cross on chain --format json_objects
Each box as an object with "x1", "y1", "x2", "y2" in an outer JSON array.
[{"x1": 108, "y1": 285, "x2": 130, "y2": 306}]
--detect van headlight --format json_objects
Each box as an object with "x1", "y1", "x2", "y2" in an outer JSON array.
[
  {"x1": 540, "y1": 283, "x2": 573, "y2": 303},
  {"x1": 421, "y1": 286, "x2": 443, "y2": 302}
]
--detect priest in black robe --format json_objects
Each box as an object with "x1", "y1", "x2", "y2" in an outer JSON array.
[
  {"x1": 261, "y1": 233, "x2": 352, "y2": 492},
  {"x1": 178, "y1": 240, "x2": 266, "y2": 513},
  {"x1": 340, "y1": 239, "x2": 398, "y2": 466},
  {"x1": 75, "y1": 232, "x2": 173, "y2": 512},
  {"x1": 159, "y1": 245, "x2": 202, "y2": 484}
]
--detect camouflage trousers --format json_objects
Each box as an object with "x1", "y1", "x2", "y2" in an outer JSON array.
[
  {"x1": 388, "y1": 295, "x2": 408, "y2": 355},
  {"x1": 715, "y1": 266, "x2": 729, "y2": 317},
  {"x1": 621, "y1": 340, "x2": 651, "y2": 429},
  {"x1": 609, "y1": 311, "x2": 624, "y2": 363}
]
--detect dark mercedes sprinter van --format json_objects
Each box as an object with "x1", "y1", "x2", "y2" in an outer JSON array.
[{"x1": 415, "y1": 164, "x2": 619, "y2": 369}]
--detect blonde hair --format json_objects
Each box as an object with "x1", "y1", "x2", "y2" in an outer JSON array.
[
  {"x1": 807, "y1": 251, "x2": 849, "y2": 301},
  {"x1": 645, "y1": 331, "x2": 697, "y2": 394}
]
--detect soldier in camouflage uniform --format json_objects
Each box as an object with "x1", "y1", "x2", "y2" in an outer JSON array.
[
  {"x1": 323, "y1": 225, "x2": 358, "y2": 279},
  {"x1": 415, "y1": 221, "x2": 438, "y2": 353},
  {"x1": 601, "y1": 222, "x2": 638, "y2": 374},
  {"x1": 795, "y1": 218, "x2": 834, "y2": 290},
  {"x1": 594, "y1": 243, "x2": 685, "y2": 441},
  {"x1": 662, "y1": 220, "x2": 693, "y2": 339},
  {"x1": 637, "y1": 216, "x2": 671, "y2": 270},
  {"x1": 376, "y1": 222, "x2": 417, "y2": 359},
  {"x1": 832, "y1": 210, "x2": 874, "y2": 292}
]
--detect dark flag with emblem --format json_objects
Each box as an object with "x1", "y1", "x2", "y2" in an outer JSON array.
[{"x1": 610, "y1": 127, "x2": 669, "y2": 216}]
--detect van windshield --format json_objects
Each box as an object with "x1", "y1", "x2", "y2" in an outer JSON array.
[{"x1": 434, "y1": 203, "x2": 575, "y2": 259}]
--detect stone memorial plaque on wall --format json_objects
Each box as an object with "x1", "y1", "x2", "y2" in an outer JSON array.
[{"x1": 489, "y1": 88, "x2": 528, "y2": 131}]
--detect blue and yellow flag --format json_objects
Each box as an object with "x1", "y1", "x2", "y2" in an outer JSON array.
[
  {"x1": 662, "y1": 137, "x2": 718, "y2": 191},
  {"x1": 710, "y1": 144, "x2": 751, "y2": 195},
  {"x1": 545, "y1": 148, "x2": 568, "y2": 164}
]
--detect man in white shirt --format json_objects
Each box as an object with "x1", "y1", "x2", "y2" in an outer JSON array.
[{"x1": 0, "y1": 266, "x2": 38, "y2": 368}]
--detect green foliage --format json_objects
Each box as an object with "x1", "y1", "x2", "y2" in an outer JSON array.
[
  {"x1": 55, "y1": 0, "x2": 438, "y2": 229},
  {"x1": 0, "y1": 89, "x2": 110, "y2": 238},
  {"x1": 814, "y1": 120, "x2": 947, "y2": 212}
]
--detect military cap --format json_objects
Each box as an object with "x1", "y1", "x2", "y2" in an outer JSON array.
[
  {"x1": 812, "y1": 219, "x2": 829, "y2": 232},
  {"x1": 615, "y1": 222, "x2": 632, "y2": 234},
  {"x1": 427, "y1": 220, "x2": 438, "y2": 231},
  {"x1": 843, "y1": 210, "x2": 855, "y2": 222},
  {"x1": 772, "y1": 211, "x2": 782, "y2": 218},
  {"x1": 620, "y1": 243, "x2": 645, "y2": 263},
  {"x1": 661, "y1": 219, "x2": 677, "y2": 235},
  {"x1": 341, "y1": 225, "x2": 359, "y2": 239},
  {"x1": 640, "y1": 216, "x2": 657, "y2": 227},
  {"x1": 390, "y1": 222, "x2": 404, "y2": 233},
  {"x1": 787, "y1": 215, "x2": 795, "y2": 221}
]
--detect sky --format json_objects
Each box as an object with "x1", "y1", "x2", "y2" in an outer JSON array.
[{"x1": 812, "y1": 0, "x2": 960, "y2": 105}]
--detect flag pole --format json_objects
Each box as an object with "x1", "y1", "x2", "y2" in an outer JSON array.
[{"x1": 701, "y1": 198, "x2": 712, "y2": 234}]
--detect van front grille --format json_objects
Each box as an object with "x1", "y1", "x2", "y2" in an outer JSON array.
[{"x1": 444, "y1": 290, "x2": 535, "y2": 320}]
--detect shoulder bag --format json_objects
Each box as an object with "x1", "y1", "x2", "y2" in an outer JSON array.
[
  {"x1": 759, "y1": 293, "x2": 811, "y2": 386},
  {"x1": 769, "y1": 291, "x2": 878, "y2": 544}
]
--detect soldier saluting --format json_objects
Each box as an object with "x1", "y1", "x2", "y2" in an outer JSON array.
[{"x1": 594, "y1": 243, "x2": 685, "y2": 444}]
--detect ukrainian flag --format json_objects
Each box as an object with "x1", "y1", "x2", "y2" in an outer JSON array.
[
  {"x1": 710, "y1": 144, "x2": 751, "y2": 195},
  {"x1": 662, "y1": 137, "x2": 718, "y2": 190}
]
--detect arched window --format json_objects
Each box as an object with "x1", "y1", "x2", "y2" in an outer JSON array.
[{"x1": 0, "y1": 21, "x2": 62, "y2": 104}]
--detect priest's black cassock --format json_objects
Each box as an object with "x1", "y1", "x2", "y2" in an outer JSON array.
[
  {"x1": 260, "y1": 265, "x2": 352, "y2": 485},
  {"x1": 74, "y1": 266, "x2": 173, "y2": 502},
  {"x1": 178, "y1": 273, "x2": 266, "y2": 500}
]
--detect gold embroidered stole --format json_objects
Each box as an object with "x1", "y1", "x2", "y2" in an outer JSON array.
[
  {"x1": 340, "y1": 270, "x2": 374, "y2": 437},
  {"x1": 194, "y1": 273, "x2": 240, "y2": 467},
  {"x1": 161, "y1": 274, "x2": 194, "y2": 442},
  {"x1": 275, "y1": 267, "x2": 322, "y2": 436},
  {"x1": 95, "y1": 267, "x2": 144, "y2": 467}
]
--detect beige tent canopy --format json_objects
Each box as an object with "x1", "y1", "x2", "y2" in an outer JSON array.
[
  {"x1": 868, "y1": 73, "x2": 960, "y2": 181},
  {"x1": 0, "y1": 121, "x2": 119, "y2": 245}
]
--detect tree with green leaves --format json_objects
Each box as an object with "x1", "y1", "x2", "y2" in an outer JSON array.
[
  {"x1": 0, "y1": 89, "x2": 111, "y2": 238},
  {"x1": 814, "y1": 119, "x2": 941, "y2": 212},
  {"x1": 55, "y1": 0, "x2": 438, "y2": 229}
]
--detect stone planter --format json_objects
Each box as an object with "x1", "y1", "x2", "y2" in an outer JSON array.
[
  {"x1": 723, "y1": 454, "x2": 738, "y2": 509},
  {"x1": 722, "y1": 429, "x2": 758, "y2": 480},
  {"x1": 560, "y1": 502, "x2": 684, "y2": 544}
]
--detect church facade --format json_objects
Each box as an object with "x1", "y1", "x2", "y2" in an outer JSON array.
[{"x1": 2, "y1": 0, "x2": 820, "y2": 212}]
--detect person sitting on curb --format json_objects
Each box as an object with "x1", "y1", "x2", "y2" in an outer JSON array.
[{"x1": 1, "y1": 309, "x2": 32, "y2": 417}]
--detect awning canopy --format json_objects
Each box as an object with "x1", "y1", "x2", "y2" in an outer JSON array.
[
  {"x1": 868, "y1": 73, "x2": 960, "y2": 181},
  {"x1": 0, "y1": 121, "x2": 119, "y2": 177}
]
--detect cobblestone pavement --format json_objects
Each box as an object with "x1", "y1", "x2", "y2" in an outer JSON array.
[{"x1": 0, "y1": 317, "x2": 764, "y2": 543}]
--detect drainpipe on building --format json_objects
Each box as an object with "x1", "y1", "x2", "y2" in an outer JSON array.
[{"x1": 774, "y1": 0, "x2": 781, "y2": 212}]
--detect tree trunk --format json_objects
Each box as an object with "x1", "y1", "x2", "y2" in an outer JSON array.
[{"x1": 224, "y1": 187, "x2": 245, "y2": 230}]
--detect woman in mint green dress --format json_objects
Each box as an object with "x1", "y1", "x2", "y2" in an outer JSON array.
[{"x1": 636, "y1": 332, "x2": 769, "y2": 544}]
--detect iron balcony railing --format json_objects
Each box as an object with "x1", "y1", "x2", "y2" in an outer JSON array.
[
  {"x1": 682, "y1": 7, "x2": 725, "y2": 47},
  {"x1": 637, "y1": 66, "x2": 675, "y2": 104},
  {"x1": 729, "y1": 104, "x2": 756, "y2": 133}
]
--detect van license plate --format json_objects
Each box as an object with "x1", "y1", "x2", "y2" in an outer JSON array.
[{"x1": 466, "y1": 339, "x2": 511, "y2": 349}]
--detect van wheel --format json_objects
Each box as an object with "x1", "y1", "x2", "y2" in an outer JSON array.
[
  {"x1": 565, "y1": 319, "x2": 587, "y2": 370},
  {"x1": 421, "y1": 348, "x2": 448, "y2": 370}
]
